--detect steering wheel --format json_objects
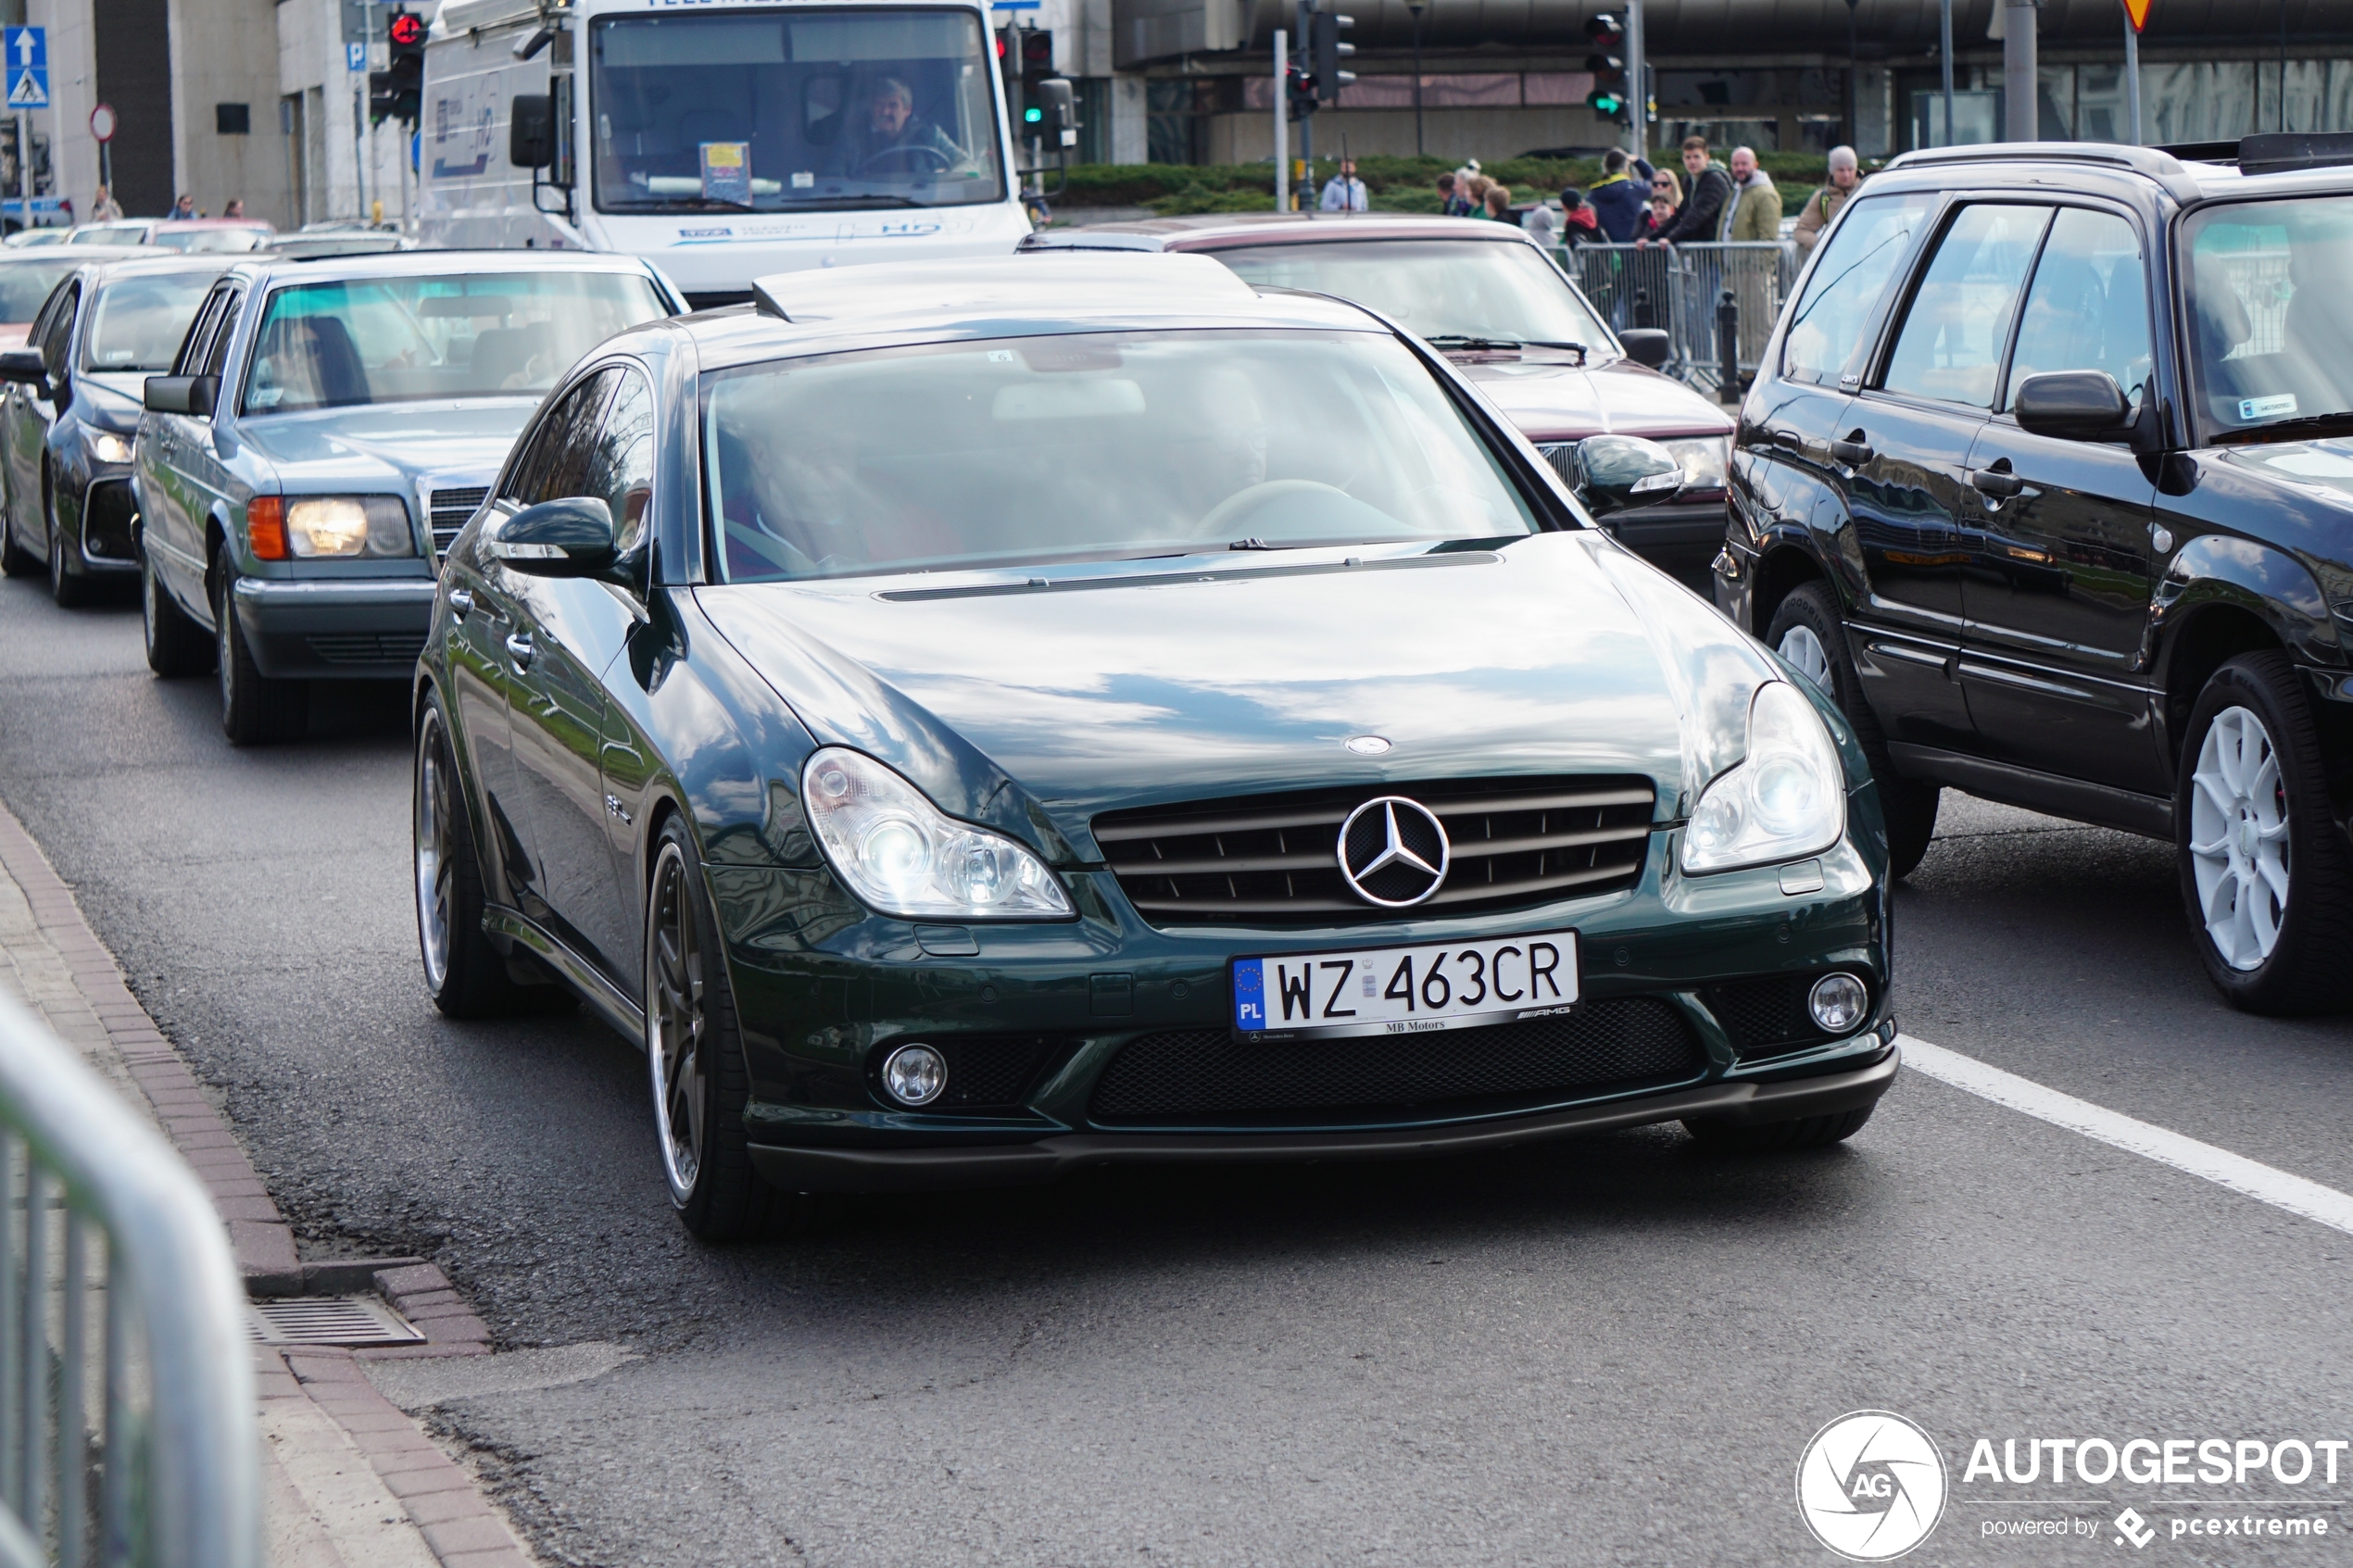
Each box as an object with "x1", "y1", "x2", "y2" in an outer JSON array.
[
  {"x1": 858, "y1": 144, "x2": 955, "y2": 176},
  {"x1": 1190, "y1": 480, "x2": 1353, "y2": 540}
]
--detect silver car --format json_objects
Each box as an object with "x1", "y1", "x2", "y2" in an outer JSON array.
[{"x1": 134, "y1": 249, "x2": 682, "y2": 743}]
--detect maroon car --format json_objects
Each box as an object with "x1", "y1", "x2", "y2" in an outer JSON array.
[{"x1": 1019, "y1": 213, "x2": 1733, "y2": 585}]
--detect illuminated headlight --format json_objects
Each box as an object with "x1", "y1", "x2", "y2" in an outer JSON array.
[
  {"x1": 802, "y1": 746, "x2": 1073, "y2": 920},
  {"x1": 1661, "y1": 434, "x2": 1731, "y2": 493},
  {"x1": 286, "y1": 495, "x2": 413, "y2": 558},
  {"x1": 87, "y1": 430, "x2": 133, "y2": 465},
  {"x1": 1680, "y1": 681, "x2": 1845, "y2": 874}
]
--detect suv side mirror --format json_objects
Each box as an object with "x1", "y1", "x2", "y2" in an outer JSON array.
[
  {"x1": 1617, "y1": 328, "x2": 1670, "y2": 370},
  {"x1": 1563, "y1": 433, "x2": 1684, "y2": 517},
  {"x1": 144, "y1": 374, "x2": 218, "y2": 417},
  {"x1": 0, "y1": 348, "x2": 44, "y2": 385},
  {"x1": 510, "y1": 94, "x2": 555, "y2": 170},
  {"x1": 489, "y1": 495, "x2": 616, "y2": 578},
  {"x1": 2014, "y1": 370, "x2": 2133, "y2": 442}
]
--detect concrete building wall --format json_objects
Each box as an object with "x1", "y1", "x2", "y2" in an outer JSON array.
[
  {"x1": 276, "y1": 0, "x2": 406, "y2": 228},
  {"x1": 34, "y1": 0, "x2": 100, "y2": 217},
  {"x1": 170, "y1": 0, "x2": 293, "y2": 221}
]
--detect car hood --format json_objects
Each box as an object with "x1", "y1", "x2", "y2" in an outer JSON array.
[
  {"x1": 81, "y1": 373, "x2": 147, "y2": 429},
  {"x1": 235, "y1": 401, "x2": 537, "y2": 487},
  {"x1": 696, "y1": 531, "x2": 1770, "y2": 859},
  {"x1": 1453, "y1": 356, "x2": 1733, "y2": 443}
]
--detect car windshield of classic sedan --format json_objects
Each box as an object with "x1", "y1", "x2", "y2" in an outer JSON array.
[
  {"x1": 0, "y1": 257, "x2": 82, "y2": 323},
  {"x1": 240, "y1": 271, "x2": 671, "y2": 413},
  {"x1": 1207, "y1": 240, "x2": 1610, "y2": 356},
  {"x1": 2184, "y1": 194, "x2": 2353, "y2": 442},
  {"x1": 708, "y1": 328, "x2": 1542, "y2": 581},
  {"x1": 82, "y1": 271, "x2": 222, "y2": 372}
]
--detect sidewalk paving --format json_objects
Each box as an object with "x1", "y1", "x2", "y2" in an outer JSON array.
[{"x1": 0, "y1": 801, "x2": 535, "y2": 1568}]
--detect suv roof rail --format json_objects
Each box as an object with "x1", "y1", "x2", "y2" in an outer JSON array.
[
  {"x1": 1881, "y1": 140, "x2": 2199, "y2": 200},
  {"x1": 2164, "y1": 132, "x2": 2353, "y2": 176}
]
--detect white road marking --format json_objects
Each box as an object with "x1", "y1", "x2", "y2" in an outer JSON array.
[{"x1": 1898, "y1": 1034, "x2": 2353, "y2": 1239}]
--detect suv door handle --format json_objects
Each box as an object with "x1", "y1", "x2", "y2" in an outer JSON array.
[
  {"x1": 1827, "y1": 433, "x2": 1874, "y2": 466},
  {"x1": 505, "y1": 632, "x2": 535, "y2": 671},
  {"x1": 447, "y1": 587, "x2": 472, "y2": 620},
  {"x1": 1971, "y1": 466, "x2": 2026, "y2": 498},
  {"x1": 1767, "y1": 426, "x2": 1805, "y2": 450}
]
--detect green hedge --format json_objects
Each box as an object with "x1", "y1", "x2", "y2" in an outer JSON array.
[{"x1": 1053, "y1": 152, "x2": 1837, "y2": 218}]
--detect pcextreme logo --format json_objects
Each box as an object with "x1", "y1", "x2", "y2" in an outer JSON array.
[{"x1": 1797, "y1": 1411, "x2": 1950, "y2": 1561}]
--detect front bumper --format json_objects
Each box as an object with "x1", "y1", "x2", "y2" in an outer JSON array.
[
  {"x1": 749, "y1": 1035, "x2": 1900, "y2": 1191},
  {"x1": 232, "y1": 576, "x2": 436, "y2": 680},
  {"x1": 1604, "y1": 496, "x2": 1730, "y2": 585}
]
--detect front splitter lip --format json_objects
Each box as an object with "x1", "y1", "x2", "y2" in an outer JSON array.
[{"x1": 748, "y1": 1041, "x2": 1900, "y2": 1192}]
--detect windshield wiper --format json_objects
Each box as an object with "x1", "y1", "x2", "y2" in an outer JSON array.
[
  {"x1": 604, "y1": 196, "x2": 760, "y2": 213},
  {"x1": 2221, "y1": 410, "x2": 2353, "y2": 443},
  {"x1": 1424, "y1": 333, "x2": 1588, "y2": 361}
]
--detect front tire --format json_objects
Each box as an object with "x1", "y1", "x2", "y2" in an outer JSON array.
[
  {"x1": 143, "y1": 549, "x2": 211, "y2": 676},
  {"x1": 646, "y1": 819, "x2": 791, "y2": 1242},
  {"x1": 1767, "y1": 582, "x2": 1939, "y2": 877},
  {"x1": 1683, "y1": 1104, "x2": 1874, "y2": 1152},
  {"x1": 2176, "y1": 652, "x2": 2353, "y2": 1015},
  {"x1": 213, "y1": 565, "x2": 306, "y2": 744},
  {"x1": 0, "y1": 505, "x2": 33, "y2": 577},
  {"x1": 46, "y1": 479, "x2": 93, "y2": 608}
]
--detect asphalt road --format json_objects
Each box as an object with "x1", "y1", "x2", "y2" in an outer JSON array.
[{"x1": 6, "y1": 575, "x2": 2353, "y2": 1566}]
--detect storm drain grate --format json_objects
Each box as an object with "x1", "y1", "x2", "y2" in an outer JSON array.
[{"x1": 247, "y1": 1295, "x2": 425, "y2": 1348}]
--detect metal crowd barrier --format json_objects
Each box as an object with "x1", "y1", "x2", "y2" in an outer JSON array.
[
  {"x1": 0, "y1": 992, "x2": 258, "y2": 1568},
  {"x1": 1567, "y1": 241, "x2": 1801, "y2": 398}
]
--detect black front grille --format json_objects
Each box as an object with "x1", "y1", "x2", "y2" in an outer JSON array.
[
  {"x1": 1536, "y1": 444, "x2": 1580, "y2": 486},
  {"x1": 306, "y1": 633, "x2": 427, "y2": 667},
  {"x1": 429, "y1": 487, "x2": 489, "y2": 556},
  {"x1": 1094, "y1": 775, "x2": 1655, "y2": 927},
  {"x1": 869, "y1": 1034, "x2": 1055, "y2": 1113},
  {"x1": 82, "y1": 480, "x2": 137, "y2": 560},
  {"x1": 1090, "y1": 998, "x2": 1703, "y2": 1123},
  {"x1": 1704, "y1": 973, "x2": 1850, "y2": 1060}
]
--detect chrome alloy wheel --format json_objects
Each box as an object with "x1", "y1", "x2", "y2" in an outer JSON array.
[
  {"x1": 2188, "y1": 704, "x2": 2291, "y2": 972},
  {"x1": 1778, "y1": 623, "x2": 1833, "y2": 692},
  {"x1": 413, "y1": 709, "x2": 455, "y2": 991},
  {"x1": 647, "y1": 841, "x2": 707, "y2": 1201}
]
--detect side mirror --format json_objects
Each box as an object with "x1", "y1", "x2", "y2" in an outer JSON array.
[
  {"x1": 488, "y1": 495, "x2": 616, "y2": 579},
  {"x1": 1617, "y1": 328, "x2": 1670, "y2": 370},
  {"x1": 1035, "y1": 79, "x2": 1079, "y2": 148},
  {"x1": 1562, "y1": 433, "x2": 1683, "y2": 517},
  {"x1": 144, "y1": 374, "x2": 218, "y2": 416},
  {"x1": 2014, "y1": 370, "x2": 2132, "y2": 442},
  {"x1": 510, "y1": 94, "x2": 555, "y2": 170},
  {"x1": 0, "y1": 348, "x2": 43, "y2": 385}
]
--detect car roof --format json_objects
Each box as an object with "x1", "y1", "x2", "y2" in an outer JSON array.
[
  {"x1": 1877, "y1": 135, "x2": 2353, "y2": 208},
  {"x1": 671, "y1": 252, "x2": 1384, "y2": 370},
  {"x1": 1021, "y1": 211, "x2": 1535, "y2": 253},
  {"x1": 0, "y1": 245, "x2": 146, "y2": 263},
  {"x1": 155, "y1": 219, "x2": 273, "y2": 231},
  {"x1": 220, "y1": 246, "x2": 666, "y2": 290},
  {"x1": 81, "y1": 253, "x2": 244, "y2": 282}
]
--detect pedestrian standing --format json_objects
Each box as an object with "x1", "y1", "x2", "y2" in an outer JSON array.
[
  {"x1": 1793, "y1": 145, "x2": 1861, "y2": 256},
  {"x1": 89, "y1": 183, "x2": 122, "y2": 221},
  {"x1": 1640, "y1": 194, "x2": 1675, "y2": 238},
  {"x1": 1719, "y1": 146, "x2": 1781, "y2": 242},
  {"x1": 1483, "y1": 182, "x2": 1513, "y2": 220},
  {"x1": 1649, "y1": 166, "x2": 1681, "y2": 209},
  {"x1": 1522, "y1": 194, "x2": 1559, "y2": 248},
  {"x1": 1642, "y1": 136, "x2": 1730, "y2": 246},
  {"x1": 1557, "y1": 187, "x2": 1600, "y2": 248},
  {"x1": 223, "y1": 198, "x2": 245, "y2": 219},
  {"x1": 1440, "y1": 171, "x2": 1477, "y2": 218},
  {"x1": 1587, "y1": 147, "x2": 1647, "y2": 243},
  {"x1": 170, "y1": 194, "x2": 195, "y2": 220},
  {"x1": 1318, "y1": 157, "x2": 1368, "y2": 212}
]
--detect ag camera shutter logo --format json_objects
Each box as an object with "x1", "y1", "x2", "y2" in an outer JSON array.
[{"x1": 1796, "y1": 1411, "x2": 1948, "y2": 1561}]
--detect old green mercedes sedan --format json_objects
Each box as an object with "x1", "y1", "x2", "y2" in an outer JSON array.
[{"x1": 413, "y1": 252, "x2": 1900, "y2": 1241}]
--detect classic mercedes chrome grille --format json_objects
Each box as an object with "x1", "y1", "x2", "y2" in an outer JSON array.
[
  {"x1": 1093, "y1": 775, "x2": 1655, "y2": 927},
  {"x1": 1535, "y1": 444, "x2": 1580, "y2": 486},
  {"x1": 429, "y1": 487, "x2": 489, "y2": 557}
]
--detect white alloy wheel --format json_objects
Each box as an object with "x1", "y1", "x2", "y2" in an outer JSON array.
[
  {"x1": 2187, "y1": 704, "x2": 2290, "y2": 971},
  {"x1": 1778, "y1": 623, "x2": 1833, "y2": 692}
]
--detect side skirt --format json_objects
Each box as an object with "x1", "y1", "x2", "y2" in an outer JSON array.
[
  {"x1": 483, "y1": 904, "x2": 647, "y2": 1047},
  {"x1": 1886, "y1": 743, "x2": 2173, "y2": 839}
]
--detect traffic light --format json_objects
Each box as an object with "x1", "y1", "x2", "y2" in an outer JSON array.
[
  {"x1": 1310, "y1": 8, "x2": 1354, "y2": 105},
  {"x1": 372, "y1": 7, "x2": 424, "y2": 126},
  {"x1": 1584, "y1": 13, "x2": 1628, "y2": 121},
  {"x1": 1284, "y1": 56, "x2": 1318, "y2": 120}
]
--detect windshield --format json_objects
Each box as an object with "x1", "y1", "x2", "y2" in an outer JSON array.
[
  {"x1": 1208, "y1": 240, "x2": 1611, "y2": 354},
  {"x1": 709, "y1": 329, "x2": 1541, "y2": 583},
  {"x1": 82, "y1": 271, "x2": 221, "y2": 373},
  {"x1": 71, "y1": 225, "x2": 146, "y2": 245},
  {"x1": 0, "y1": 259, "x2": 81, "y2": 323},
  {"x1": 151, "y1": 226, "x2": 272, "y2": 254},
  {"x1": 590, "y1": 8, "x2": 1004, "y2": 215},
  {"x1": 241, "y1": 271, "x2": 670, "y2": 415},
  {"x1": 2183, "y1": 195, "x2": 2353, "y2": 443}
]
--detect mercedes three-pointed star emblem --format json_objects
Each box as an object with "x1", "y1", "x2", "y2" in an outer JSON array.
[{"x1": 1336, "y1": 796, "x2": 1451, "y2": 908}]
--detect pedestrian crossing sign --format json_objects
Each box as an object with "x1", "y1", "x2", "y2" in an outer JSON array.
[{"x1": 3, "y1": 27, "x2": 45, "y2": 109}]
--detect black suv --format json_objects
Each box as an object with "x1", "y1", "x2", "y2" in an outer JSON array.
[{"x1": 1718, "y1": 133, "x2": 2353, "y2": 1016}]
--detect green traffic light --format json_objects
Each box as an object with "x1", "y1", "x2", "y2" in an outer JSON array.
[
  {"x1": 1025, "y1": 107, "x2": 1042, "y2": 122},
  {"x1": 1589, "y1": 90, "x2": 1626, "y2": 116}
]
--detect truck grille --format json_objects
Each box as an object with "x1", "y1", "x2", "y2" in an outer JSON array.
[
  {"x1": 429, "y1": 487, "x2": 489, "y2": 557},
  {"x1": 1089, "y1": 998, "x2": 1704, "y2": 1122},
  {"x1": 1092, "y1": 775, "x2": 1655, "y2": 927}
]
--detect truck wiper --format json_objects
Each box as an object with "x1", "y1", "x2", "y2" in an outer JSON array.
[{"x1": 605, "y1": 196, "x2": 760, "y2": 214}]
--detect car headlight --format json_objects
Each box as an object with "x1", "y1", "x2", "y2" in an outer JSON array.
[
  {"x1": 267, "y1": 495, "x2": 414, "y2": 558},
  {"x1": 801, "y1": 747, "x2": 1073, "y2": 920},
  {"x1": 1660, "y1": 434, "x2": 1731, "y2": 493},
  {"x1": 87, "y1": 430, "x2": 133, "y2": 465},
  {"x1": 1679, "y1": 681, "x2": 1845, "y2": 875}
]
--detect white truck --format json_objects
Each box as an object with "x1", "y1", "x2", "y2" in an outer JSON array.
[{"x1": 417, "y1": 0, "x2": 1035, "y2": 305}]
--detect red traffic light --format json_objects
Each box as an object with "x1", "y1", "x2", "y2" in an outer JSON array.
[
  {"x1": 388, "y1": 11, "x2": 424, "y2": 47},
  {"x1": 1584, "y1": 12, "x2": 1624, "y2": 48}
]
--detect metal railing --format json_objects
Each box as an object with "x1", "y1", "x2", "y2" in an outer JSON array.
[
  {"x1": 1567, "y1": 241, "x2": 1801, "y2": 398},
  {"x1": 0, "y1": 992, "x2": 258, "y2": 1568}
]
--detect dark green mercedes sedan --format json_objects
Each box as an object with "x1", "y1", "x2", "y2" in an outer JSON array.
[{"x1": 412, "y1": 252, "x2": 1900, "y2": 1240}]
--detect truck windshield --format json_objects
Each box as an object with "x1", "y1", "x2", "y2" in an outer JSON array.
[
  {"x1": 590, "y1": 8, "x2": 1004, "y2": 215},
  {"x1": 2185, "y1": 194, "x2": 2353, "y2": 443}
]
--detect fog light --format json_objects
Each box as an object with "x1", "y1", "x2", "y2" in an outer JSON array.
[
  {"x1": 881, "y1": 1043, "x2": 947, "y2": 1107},
  {"x1": 1808, "y1": 972, "x2": 1869, "y2": 1035}
]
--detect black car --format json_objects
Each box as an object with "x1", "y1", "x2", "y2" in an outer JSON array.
[
  {"x1": 1717, "y1": 132, "x2": 2353, "y2": 1015},
  {"x1": 414, "y1": 253, "x2": 1899, "y2": 1239}
]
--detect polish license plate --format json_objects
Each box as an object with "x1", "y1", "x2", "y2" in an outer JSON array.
[{"x1": 1230, "y1": 930, "x2": 1580, "y2": 1043}]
